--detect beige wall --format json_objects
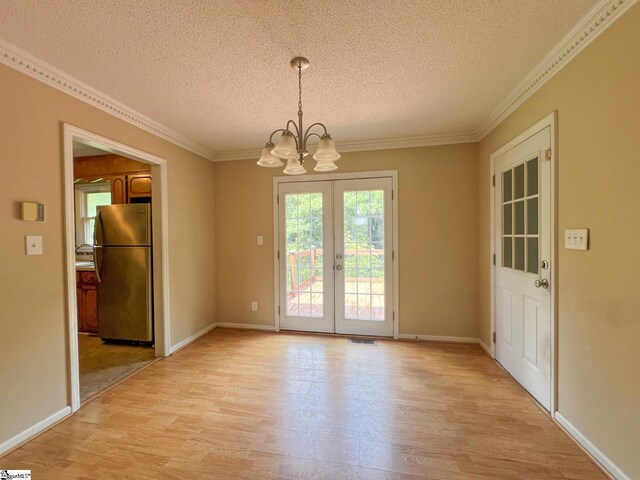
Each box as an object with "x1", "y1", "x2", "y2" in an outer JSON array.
[
  {"x1": 215, "y1": 144, "x2": 479, "y2": 337},
  {"x1": 478, "y1": 5, "x2": 640, "y2": 477},
  {"x1": 0, "y1": 64, "x2": 216, "y2": 445}
]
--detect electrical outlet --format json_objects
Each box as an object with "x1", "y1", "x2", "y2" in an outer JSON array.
[
  {"x1": 256, "y1": 235, "x2": 264, "y2": 246},
  {"x1": 565, "y1": 228, "x2": 589, "y2": 250},
  {"x1": 251, "y1": 301, "x2": 258, "y2": 311}
]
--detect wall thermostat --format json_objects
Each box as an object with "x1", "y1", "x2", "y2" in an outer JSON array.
[{"x1": 21, "y1": 202, "x2": 45, "y2": 221}]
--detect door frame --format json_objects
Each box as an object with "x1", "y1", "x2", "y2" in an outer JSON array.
[
  {"x1": 273, "y1": 170, "x2": 399, "y2": 339},
  {"x1": 63, "y1": 124, "x2": 172, "y2": 412},
  {"x1": 489, "y1": 112, "x2": 557, "y2": 413}
]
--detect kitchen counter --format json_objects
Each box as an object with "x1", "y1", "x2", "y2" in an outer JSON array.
[{"x1": 75, "y1": 261, "x2": 95, "y2": 271}]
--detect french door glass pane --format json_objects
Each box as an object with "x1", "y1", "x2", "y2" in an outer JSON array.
[
  {"x1": 285, "y1": 193, "x2": 323, "y2": 317},
  {"x1": 343, "y1": 190, "x2": 385, "y2": 321}
]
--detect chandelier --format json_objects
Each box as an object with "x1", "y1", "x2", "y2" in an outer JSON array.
[{"x1": 257, "y1": 57, "x2": 340, "y2": 175}]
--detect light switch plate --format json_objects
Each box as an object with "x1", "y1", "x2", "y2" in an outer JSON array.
[
  {"x1": 26, "y1": 235, "x2": 43, "y2": 255},
  {"x1": 565, "y1": 228, "x2": 589, "y2": 250},
  {"x1": 257, "y1": 235, "x2": 264, "y2": 246}
]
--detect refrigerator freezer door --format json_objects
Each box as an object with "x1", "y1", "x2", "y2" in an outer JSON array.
[
  {"x1": 95, "y1": 204, "x2": 150, "y2": 246},
  {"x1": 97, "y1": 246, "x2": 153, "y2": 341}
]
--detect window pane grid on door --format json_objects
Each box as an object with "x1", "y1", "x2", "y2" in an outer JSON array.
[
  {"x1": 285, "y1": 193, "x2": 324, "y2": 317},
  {"x1": 343, "y1": 190, "x2": 385, "y2": 321},
  {"x1": 502, "y1": 157, "x2": 539, "y2": 274}
]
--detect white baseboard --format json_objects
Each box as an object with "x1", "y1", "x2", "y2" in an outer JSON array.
[
  {"x1": 478, "y1": 339, "x2": 492, "y2": 356},
  {"x1": 554, "y1": 412, "x2": 630, "y2": 480},
  {"x1": 0, "y1": 406, "x2": 71, "y2": 456},
  {"x1": 169, "y1": 322, "x2": 216, "y2": 354},
  {"x1": 397, "y1": 334, "x2": 479, "y2": 344},
  {"x1": 215, "y1": 322, "x2": 276, "y2": 331}
]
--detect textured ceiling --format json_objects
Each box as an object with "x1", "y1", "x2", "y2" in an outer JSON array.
[{"x1": 1, "y1": 0, "x2": 596, "y2": 154}]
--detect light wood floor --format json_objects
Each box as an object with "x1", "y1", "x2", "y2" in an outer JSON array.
[{"x1": 3, "y1": 329, "x2": 605, "y2": 479}]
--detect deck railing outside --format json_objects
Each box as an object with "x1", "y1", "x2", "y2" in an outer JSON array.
[{"x1": 287, "y1": 248, "x2": 384, "y2": 294}]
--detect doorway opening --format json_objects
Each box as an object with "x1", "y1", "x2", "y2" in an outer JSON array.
[
  {"x1": 73, "y1": 145, "x2": 156, "y2": 402},
  {"x1": 274, "y1": 171, "x2": 399, "y2": 338},
  {"x1": 64, "y1": 124, "x2": 171, "y2": 411}
]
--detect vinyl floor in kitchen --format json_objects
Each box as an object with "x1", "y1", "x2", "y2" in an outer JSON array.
[{"x1": 79, "y1": 334, "x2": 156, "y2": 401}]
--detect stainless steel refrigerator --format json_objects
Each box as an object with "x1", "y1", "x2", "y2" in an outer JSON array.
[{"x1": 94, "y1": 204, "x2": 153, "y2": 342}]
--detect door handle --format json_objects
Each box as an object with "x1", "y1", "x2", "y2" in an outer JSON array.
[
  {"x1": 534, "y1": 278, "x2": 549, "y2": 289},
  {"x1": 336, "y1": 265, "x2": 343, "y2": 271}
]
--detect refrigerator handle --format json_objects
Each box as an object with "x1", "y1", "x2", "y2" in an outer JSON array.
[
  {"x1": 94, "y1": 208, "x2": 103, "y2": 283},
  {"x1": 94, "y1": 208, "x2": 103, "y2": 245},
  {"x1": 94, "y1": 245, "x2": 102, "y2": 283}
]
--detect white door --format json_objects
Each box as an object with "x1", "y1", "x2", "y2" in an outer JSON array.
[
  {"x1": 278, "y1": 181, "x2": 335, "y2": 333},
  {"x1": 495, "y1": 126, "x2": 552, "y2": 410},
  {"x1": 278, "y1": 177, "x2": 394, "y2": 337},
  {"x1": 334, "y1": 178, "x2": 394, "y2": 336}
]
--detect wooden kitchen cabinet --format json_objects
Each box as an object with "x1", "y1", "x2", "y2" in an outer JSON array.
[
  {"x1": 77, "y1": 271, "x2": 98, "y2": 334},
  {"x1": 110, "y1": 175, "x2": 127, "y2": 204},
  {"x1": 127, "y1": 173, "x2": 152, "y2": 201},
  {"x1": 74, "y1": 155, "x2": 152, "y2": 204},
  {"x1": 109, "y1": 173, "x2": 151, "y2": 203}
]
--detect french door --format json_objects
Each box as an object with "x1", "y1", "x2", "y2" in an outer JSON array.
[{"x1": 277, "y1": 177, "x2": 394, "y2": 337}]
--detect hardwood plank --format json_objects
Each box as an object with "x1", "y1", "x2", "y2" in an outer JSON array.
[{"x1": 1, "y1": 328, "x2": 607, "y2": 479}]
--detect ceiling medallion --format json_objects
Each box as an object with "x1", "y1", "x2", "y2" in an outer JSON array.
[{"x1": 257, "y1": 57, "x2": 340, "y2": 175}]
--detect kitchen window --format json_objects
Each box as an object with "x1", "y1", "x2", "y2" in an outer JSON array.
[{"x1": 75, "y1": 183, "x2": 111, "y2": 249}]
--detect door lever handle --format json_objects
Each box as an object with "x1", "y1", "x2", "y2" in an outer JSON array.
[{"x1": 534, "y1": 278, "x2": 549, "y2": 289}]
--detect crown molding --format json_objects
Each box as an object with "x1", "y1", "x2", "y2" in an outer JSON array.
[
  {"x1": 475, "y1": 0, "x2": 638, "y2": 139},
  {"x1": 0, "y1": 39, "x2": 216, "y2": 161},
  {"x1": 336, "y1": 132, "x2": 478, "y2": 154},
  {"x1": 213, "y1": 132, "x2": 478, "y2": 162}
]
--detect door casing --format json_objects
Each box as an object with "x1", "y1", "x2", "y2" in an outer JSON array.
[
  {"x1": 273, "y1": 170, "x2": 399, "y2": 339},
  {"x1": 63, "y1": 124, "x2": 171, "y2": 412},
  {"x1": 489, "y1": 112, "x2": 557, "y2": 414}
]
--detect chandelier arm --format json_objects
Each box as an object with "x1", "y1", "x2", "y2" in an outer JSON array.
[
  {"x1": 304, "y1": 132, "x2": 324, "y2": 144},
  {"x1": 286, "y1": 119, "x2": 300, "y2": 141},
  {"x1": 303, "y1": 122, "x2": 329, "y2": 141},
  {"x1": 267, "y1": 128, "x2": 288, "y2": 144}
]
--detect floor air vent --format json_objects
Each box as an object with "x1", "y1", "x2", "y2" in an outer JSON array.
[{"x1": 348, "y1": 338, "x2": 377, "y2": 345}]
